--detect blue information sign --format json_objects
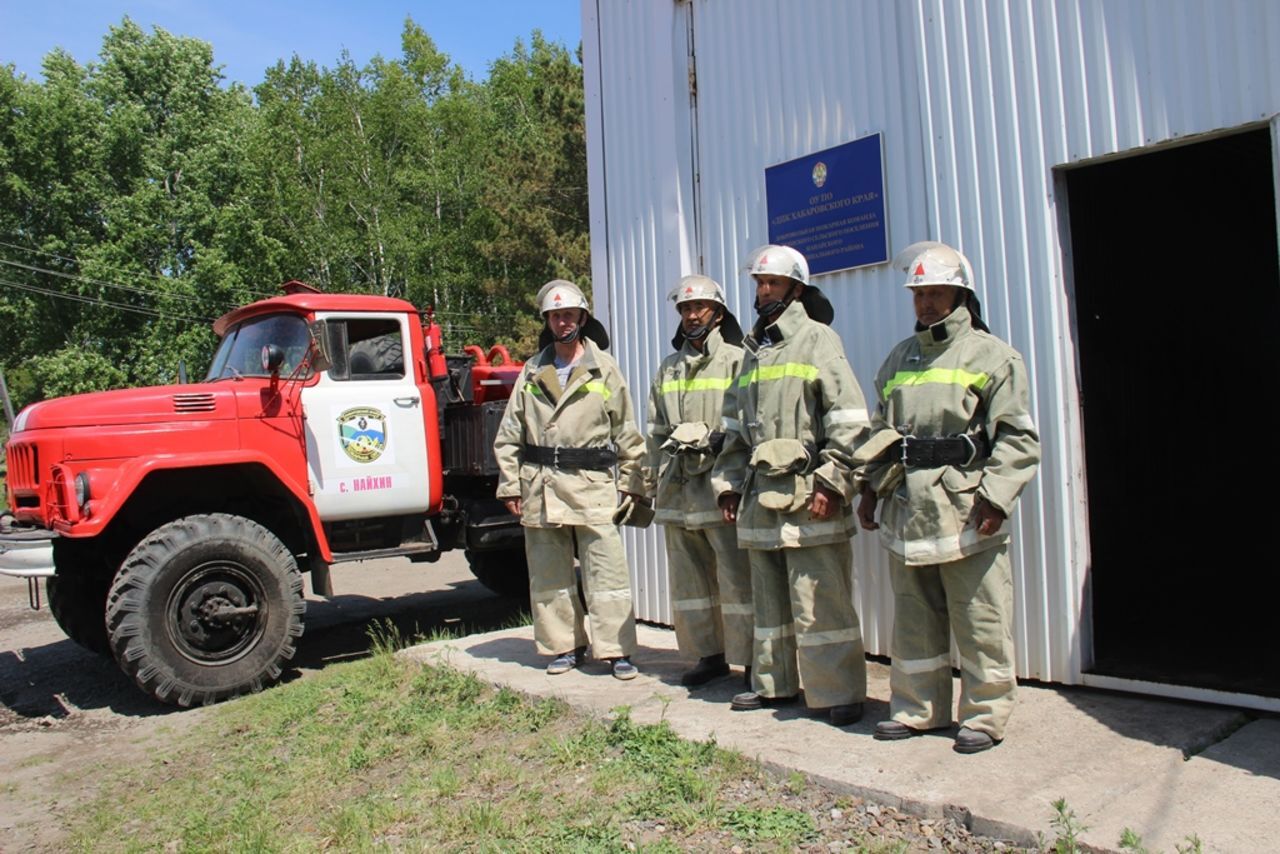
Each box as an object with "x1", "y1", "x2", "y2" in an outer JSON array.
[{"x1": 765, "y1": 133, "x2": 888, "y2": 275}]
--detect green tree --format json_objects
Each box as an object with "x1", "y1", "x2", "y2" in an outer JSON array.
[
  {"x1": 0, "y1": 16, "x2": 591, "y2": 407},
  {"x1": 0, "y1": 19, "x2": 280, "y2": 404}
]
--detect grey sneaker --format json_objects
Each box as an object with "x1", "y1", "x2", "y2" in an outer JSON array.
[
  {"x1": 730, "y1": 691, "x2": 798, "y2": 711},
  {"x1": 611, "y1": 657, "x2": 638, "y2": 680},
  {"x1": 547, "y1": 646, "x2": 587, "y2": 675}
]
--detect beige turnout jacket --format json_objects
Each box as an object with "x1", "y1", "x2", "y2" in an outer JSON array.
[
  {"x1": 860, "y1": 306, "x2": 1040, "y2": 565},
  {"x1": 645, "y1": 328, "x2": 744, "y2": 529},
  {"x1": 711, "y1": 300, "x2": 871, "y2": 550},
  {"x1": 494, "y1": 339, "x2": 645, "y2": 527}
]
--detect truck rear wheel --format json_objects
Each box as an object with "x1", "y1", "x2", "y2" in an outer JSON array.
[
  {"x1": 47, "y1": 537, "x2": 119, "y2": 656},
  {"x1": 106, "y1": 514, "x2": 305, "y2": 707},
  {"x1": 465, "y1": 548, "x2": 531, "y2": 603},
  {"x1": 47, "y1": 569, "x2": 113, "y2": 656}
]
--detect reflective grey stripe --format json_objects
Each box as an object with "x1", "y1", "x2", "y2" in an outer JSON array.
[
  {"x1": 531, "y1": 585, "x2": 576, "y2": 604},
  {"x1": 881, "y1": 527, "x2": 1003, "y2": 563},
  {"x1": 656, "y1": 507, "x2": 724, "y2": 526},
  {"x1": 673, "y1": 596, "x2": 716, "y2": 612},
  {"x1": 984, "y1": 413, "x2": 1037, "y2": 443},
  {"x1": 823, "y1": 407, "x2": 868, "y2": 427},
  {"x1": 1001, "y1": 414, "x2": 1037, "y2": 432},
  {"x1": 721, "y1": 416, "x2": 741, "y2": 432},
  {"x1": 590, "y1": 587, "x2": 635, "y2": 602},
  {"x1": 720, "y1": 603, "x2": 754, "y2": 616},
  {"x1": 895, "y1": 653, "x2": 952, "y2": 675},
  {"x1": 796, "y1": 627, "x2": 862, "y2": 647},
  {"x1": 960, "y1": 654, "x2": 1014, "y2": 683},
  {"x1": 738, "y1": 518, "x2": 848, "y2": 546},
  {"x1": 754, "y1": 624, "x2": 796, "y2": 640}
]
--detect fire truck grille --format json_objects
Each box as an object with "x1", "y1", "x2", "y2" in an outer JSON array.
[
  {"x1": 5, "y1": 441, "x2": 38, "y2": 490},
  {"x1": 172, "y1": 393, "x2": 216, "y2": 413}
]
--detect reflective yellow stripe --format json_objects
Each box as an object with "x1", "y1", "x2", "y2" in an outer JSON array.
[
  {"x1": 523, "y1": 382, "x2": 544, "y2": 396},
  {"x1": 882, "y1": 368, "x2": 989, "y2": 398},
  {"x1": 738, "y1": 363, "x2": 819, "y2": 387},
  {"x1": 578, "y1": 381, "x2": 612, "y2": 400},
  {"x1": 661, "y1": 376, "x2": 735, "y2": 393}
]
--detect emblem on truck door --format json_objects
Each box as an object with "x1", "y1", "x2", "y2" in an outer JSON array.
[{"x1": 337, "y1": 406, "x2": 388, "y2": 463}]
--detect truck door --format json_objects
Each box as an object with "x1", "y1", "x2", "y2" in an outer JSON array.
[{"x1": 301, "y1": 313, "x2": 431, "y2": 521}]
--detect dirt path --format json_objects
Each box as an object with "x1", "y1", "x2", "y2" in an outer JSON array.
[{"x1": 0, "y1": 554, "x2": 521, "y2": 851}]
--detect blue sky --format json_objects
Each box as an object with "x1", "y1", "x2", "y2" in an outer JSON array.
[{"x1": 1, "y1": 1, "x2": 584, "y2": 86}]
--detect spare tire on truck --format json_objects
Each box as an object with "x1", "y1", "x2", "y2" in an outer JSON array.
[{"x1": 106, "y1": 513, "x2": 305, "y2": 707}]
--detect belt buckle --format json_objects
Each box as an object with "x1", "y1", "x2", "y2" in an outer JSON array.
[
  {"x1": 552, "y1": 445, "x2": 562, "y2": 469},
  {"x1": 901, "y1": 436, "x2": 913, "y2": 466},
  {"x1": 958, "y1": 434, "x2": 977, "y2": 467}
]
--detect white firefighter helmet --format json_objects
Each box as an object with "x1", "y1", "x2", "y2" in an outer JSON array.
[
  {"x1": 667, "y1": 274, "x2": 727, "y2": 308},
  {"x1": 537, "y1": 279, "x2": 590, "y2": 315},
  {"x1": 743, "y1": 244, "x2": 809, "y2": 286},
  {"x1": 894, "y1": 241, "x2": 975, "y2": 291}
]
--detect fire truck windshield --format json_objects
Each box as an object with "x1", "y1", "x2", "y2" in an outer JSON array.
[{"x1": 206, "y1": 313, "x2": 313, "y2": 381}]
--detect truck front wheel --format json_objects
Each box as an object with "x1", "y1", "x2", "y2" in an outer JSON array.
[{"x1": 106, "y1": 514, "x2": 305, "y2": 707}]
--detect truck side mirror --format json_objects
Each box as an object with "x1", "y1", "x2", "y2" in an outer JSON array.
[
  {"x1": 261, "y1": 344, "x2": 286, "y2": 375},
  {"x1": 307, "y1": 321, "x2": 332, "y2": 373}
]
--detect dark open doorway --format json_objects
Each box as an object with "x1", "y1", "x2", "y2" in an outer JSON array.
[{"x1": 1066, "y1": 126, "x2": 1280, "y2": 698}]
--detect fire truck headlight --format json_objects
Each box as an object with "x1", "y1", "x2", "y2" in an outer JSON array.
[{"x1": 74, "y1": 472, "x2": 91, "y2": 509}]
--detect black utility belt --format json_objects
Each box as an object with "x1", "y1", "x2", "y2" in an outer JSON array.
[
  {"x1": 523, "y1": 443, "x2": 617, "y2": 471},
  {"x1": 895, "y1": 434, "x2": 989, "y2": 468}
]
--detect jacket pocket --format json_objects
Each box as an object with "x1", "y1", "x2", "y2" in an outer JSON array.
[
  {"x1": 749, "y1": 438, "x2": 811, "y2": 512},
  {"x1": 941, "y1": 466, "x2": 982, "y2": 531}
]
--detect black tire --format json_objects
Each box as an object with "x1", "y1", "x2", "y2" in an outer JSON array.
[
  {"x1": 465, "y1": 548, "x2": 531, "y2": 603},
  {"x1": 106, "y1": 514, "x2": 305, "y2": 707},
  {"x1": 46, "y1": 545, "x2": 115, "y2": 657},
  {"x1": 349, "y1": 337, "x2": 403, "y2": 375}
]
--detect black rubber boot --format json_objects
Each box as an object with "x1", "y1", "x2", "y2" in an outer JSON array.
[{"x1": 680, "y1": 653, "x2": 729, "y2": 687}]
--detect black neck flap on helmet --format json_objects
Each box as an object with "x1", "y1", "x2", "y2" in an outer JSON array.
[
  {"x1": 671, "y1": 308, "x2": 743, "y2": 350},
  {"x1": 539, "y1": 314, "x2": 610, "y2": 350},
  {"x1": 915, "y1": 290, "x2": 990, "y2": 338},
  {"x1": 751, "y1": 285, "x2": 835, "y2": 337}
]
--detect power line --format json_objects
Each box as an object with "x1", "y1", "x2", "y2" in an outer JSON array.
[
  {"x1": 0, "y1": 258, "x2": 212, "y2": 304},
  {"x1": 0, "y1": 277, "x2": 212, "y2": 323},
  {"x1": 0, "y1": 239, "x2": 279, "y2": 301}
]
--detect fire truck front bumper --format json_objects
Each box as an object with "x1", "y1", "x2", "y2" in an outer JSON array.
[{"x1": 0, "y1": 524, "x2": 56, "y2": 578}]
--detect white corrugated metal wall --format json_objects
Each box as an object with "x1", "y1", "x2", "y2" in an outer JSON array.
[{"x1": 583, "y1": 0, "x2": 1280, "y2": 689}]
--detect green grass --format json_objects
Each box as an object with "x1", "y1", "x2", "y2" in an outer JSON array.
[{"x1": 63, "y1": 649, "x2": 850, "y2": 852}]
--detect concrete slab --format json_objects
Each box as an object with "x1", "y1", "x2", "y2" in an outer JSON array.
[{"x1": 402, "y1": 624, "x2": 1272, "y2": 851}]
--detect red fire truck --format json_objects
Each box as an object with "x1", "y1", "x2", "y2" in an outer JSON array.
[{"x1": 0, "y1": 282, "x2": 524, "y2": 706}]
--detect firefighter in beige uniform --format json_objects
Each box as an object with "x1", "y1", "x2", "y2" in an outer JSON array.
[
  {"x1": 645, "y1": 275, "x2": 752, "y2": 687},
  {"x1": 857, "y1": 242, "x2": 1040, "y2": 753},
  {"x1": 711, "y1": 245, "x2": 871, "y2": 727},
  {"x1": 494, "y1": 280, "x2": 646, "y2": 680}
]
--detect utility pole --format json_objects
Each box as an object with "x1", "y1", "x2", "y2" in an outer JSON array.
[{"x1": 0, "y1": 368, "x2": 14, "y2": 426}]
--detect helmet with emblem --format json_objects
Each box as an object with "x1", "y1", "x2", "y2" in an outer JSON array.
[
  {"x1": 534, "y1": 278, "x2": 610, "y2": 349},
  {"x1": 537, "y1": 279, "x2": 591, "y2": 315},
  {"x1": 665, "y1": 274, "x2": 742, "y2": 348},
  {"x1": 667, "y1": 274, "x2": 727, "y2": 308},
  {"x1": 894, "y1": 241, "x2": 975, "y2": 292},
  {"x1": 744, "y1": 244, "x2": 809, "y2": 286}
]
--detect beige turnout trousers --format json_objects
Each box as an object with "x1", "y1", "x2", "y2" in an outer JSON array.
[
  {"x1": 887, "y1": 545, "x2": 1016, "y2": 739},
  {"x1": 665, "y1": 524, "x2": 753, "y2": 666},
  {"x1": 749, "y1": 540, "x2": 867, "y2": 708},
  {"x1": 525, "y1": 523, "x2": 638, "y2": 660}
]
